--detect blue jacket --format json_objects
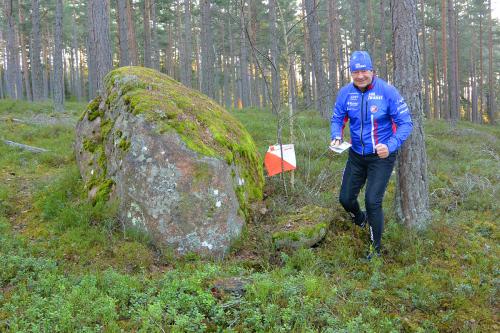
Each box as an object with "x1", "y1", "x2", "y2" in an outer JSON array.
[{"x1": 330, "y1": 77, "x2": 413, "y2": 155}]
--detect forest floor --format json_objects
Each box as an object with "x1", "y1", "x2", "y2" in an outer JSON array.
[{"x1": 0, "y1": 99, "x2": 498, "y2": 332}]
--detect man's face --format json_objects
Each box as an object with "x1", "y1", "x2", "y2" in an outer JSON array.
[{"x1": 351, "y1": 70, "x2": 374, "y2": 88}]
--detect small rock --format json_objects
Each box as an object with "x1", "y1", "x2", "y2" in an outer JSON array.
[
  {"x1": 210, "y1": 277, "x2": 252, "y2": 299},
  {"x1": 272, "y1": 205, "x2": 332, "y2": 250}
]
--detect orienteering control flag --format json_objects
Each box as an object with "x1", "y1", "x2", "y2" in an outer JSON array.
[{"x1": 264, "y1": 144, "x2": 296, "y2": 176}]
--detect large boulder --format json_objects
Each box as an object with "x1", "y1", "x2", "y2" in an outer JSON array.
[{"x1": 75, "y1": 67, "x2": 264, "y2": 257}]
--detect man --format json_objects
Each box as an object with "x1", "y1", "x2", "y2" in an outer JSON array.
[{"x1": 330, "y1": 51, "x2": 413, "y2": 258}]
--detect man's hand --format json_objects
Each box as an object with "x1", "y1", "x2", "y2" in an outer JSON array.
[
  {"x1": 375, "y1": 144, "x2": 389, "y2": 158},
  {"x1": 330, "y1": 139, "x2": 342, "y2": 147}
]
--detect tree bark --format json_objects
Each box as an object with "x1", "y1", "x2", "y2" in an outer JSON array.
[
  {"x1": 143, "y1": 0, "x2": 152, "y2": 68},
  {"x1": 88, "y1": 0, "x2": 113, "y2": 97},
  {"x1": 327, "y1": 0, "x2": 338, "y2": 100},
  {"x1": 352, "y1": 0, "x2": 361, "y2": 50},
  {"x1": 53, "y1": 0, "x2": 64, "y2": 112},
  {"x1": 391, "y1": 0, "x2": 431, "y2": 229},
  {"x1": 441, "y1": 0, "x2": 449, "y2": 119},
  {"x1": 180, "y1": 0, "x2": 192, "y2": 87},
  {"x1": 125, "y1": 0, "x2": 138, "y2": 65},
  {"x1": 200, "y1": 0, "x2": 215, "y2": 99},
  {"x1": 478, "y1": 13, "x2": 484, "y2": 122},
  {"x1": 4, "y1": 0, "x2": 21, "y2": 99},
  {"x1": 228, "y1": 14, "x2": 236, "y2": 108},
  {"x1": 151, "y1": 1, "x2": 160, "y2": 71},
  {"x1": 18, "y1": 0, "x2": 32, "y2": 101},
  {"x1": 432, "y1": 0, "x2": 440, "y2": 119},
  {"x1": 269, "y1": 0, "x2": 280, "y2": 112},
  {"x1": 487, "y1": 0, "x2": 495, "y2": 124},
  {"x1": 301, "y1": 0, "x2": 312, "y2": 107},
  {"x1": 71, "y1": 8, "x2": 82, "y2": 101},
  {"x1": 471, "y1": 41, "x2": 479, "y2": 123},
  {"x1": 239, "y1": 1, "x2": 251, "y2": 107},
  {"x1": 165, "y1": 23, "x2": 174, "y2": 76},
  {"x1": 420, "y1": 0, "x2": 430, "y2": 118},
  {"x1": 117, "y1": 0, "x2": 130, "y2": 66},
  {"x1": 304, "y1": 0, "x2": 329, "y2": 117},
  {"x1": 379, "y1": 0, "x2": 388, "y2": 79},
  {"x1": 447, "y1": 0, "x2": 458, "y2": 125}
]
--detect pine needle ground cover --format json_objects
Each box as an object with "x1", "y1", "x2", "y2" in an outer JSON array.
[{"x1": 0, "y1": 100, "x2": 498, "y2": 332}]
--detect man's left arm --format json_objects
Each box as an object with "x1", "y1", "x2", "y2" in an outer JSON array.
[{"x1": 385, "y1": 89, "x2": 413, "y2": 154}]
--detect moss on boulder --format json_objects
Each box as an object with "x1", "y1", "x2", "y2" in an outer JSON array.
[
  {"x1": 272, "y1": 205, "x2": 333, "y2": 250},
  {"x1": 75, "y1": 66, "x2": 264, "y2": 257}
]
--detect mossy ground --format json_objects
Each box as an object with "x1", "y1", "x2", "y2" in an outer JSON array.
[{"x1": 0, "y1": 100, "x2": 498, "y2": 332}]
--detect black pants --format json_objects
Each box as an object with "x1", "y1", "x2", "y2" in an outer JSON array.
[{"x1": 339, "y1": 149, "x2": 397, "y2": 252}]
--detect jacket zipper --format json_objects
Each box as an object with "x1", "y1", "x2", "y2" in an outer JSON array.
[{"x1": 360, "y1": 93, "x2": 365, "y2": 155}]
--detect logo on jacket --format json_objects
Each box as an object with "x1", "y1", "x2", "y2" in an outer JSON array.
[
  {"x1": 368, "y1": 92, "x2": 383, "y2": 100},
  {"x1": 370, "y1": 105, "x2": 378, "y2": 114}
]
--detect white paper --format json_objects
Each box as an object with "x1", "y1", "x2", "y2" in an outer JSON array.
[{"x1": 329, "y1": 141, "x2": 352, "y2": 154}]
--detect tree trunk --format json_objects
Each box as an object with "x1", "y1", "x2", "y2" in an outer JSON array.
[
  {"x1": 301, "y1": 0, "x2": 312, "y2": 107},
  {"x1": 479, "y1": 13, "x2": 484, "y2": 123},
  {"x1": 117, "y1": 0, "x2": 130, "y2": 66},
  {"x1": 53, "y1": 0, "x2": 64, "y2": 112},
  {"x1": 4, "y1": 0, "x2": 21, "y2": 99},
  {"x1": 471, "y1": 42, "x2": 479, "y2": 123},
  {"x1": 304, "y1": 0, "x2": 329, "y2": 117},
  {"x1": 391, "y1": 0, "x2": 431, "y2": 229},
  {"x1": 367, "y1": 0, "x2": 375, "y2": 54},
  {"x1": 88, "y1": 0, "x2": 113, "y2": 97},
  {"x1": 43, "y1": 34, "x2": 49, "y2": 99},
  {"x1": 420, "y1": 0, "x2": 430, "y2": 118},
  {"x1": 487, "y1": 0, "x2": 495, "y2": 124},
  {"x1": 447, "y1": 0, "x2": 458, "y2": 125},
  {"x1": 143, "y1": 0, "x2": 152, "y2": 68},
  {"x1": 432, "y1": 0, "x2": 440, "y2": 119},
  {"x1": 239, "y1": 1, "x2": 251, "y2": 107},
  {"x1": 18, "y1": 1, "x2": 32, "y2": 101},
  {"x1": 180, "y1": 0, "x2": 192, "y2": 87},
  {"x1": 222, "y1": 18, "x2": 231, "y2": 109},
  {"x1": 269, "y1": 0, "x2": 280, "y2": 113},
  {"x1": 328, "y1": 0, "x2": 338, "y2": 100},
  {"x1": 352, "y1": 0, "x2": 361, "y2": 50},
  {"x1": 379, "y1": 0, "x2": 388, "y2": 79},
  {"x1": 151, "y1": 1, "x2": 160, "y2": 71},
  {"x1": 228, "y1": 14, "x2": 236, "y2": 108},
  {"x1": 125, "y1": 0, "x2": 138, "y2": 65},
  {"x1": 72, "y1": 9, "x2": 82, "y2": 101},
  {"x1": 200, "y1": 0, "x2": 215, "y2": 99},
  {"x1": 441, "y1": 0, "x2": 449, "y2": 119},
  {"x1": 165, "y1": 23, "x2": 173, "y2": 76}
]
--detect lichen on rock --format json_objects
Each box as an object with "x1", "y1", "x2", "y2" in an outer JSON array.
[{"x1": 75, "y1": 66, "x2": 264, "y2": 257}]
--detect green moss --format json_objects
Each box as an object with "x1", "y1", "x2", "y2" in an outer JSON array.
[
  {"x1": 272, "y1": 205, "x2": 332, "y2": 245},
  {"x1": 118, "y1": 138, "x2": 131, "y2": 151},
  {"x1": 86, "y1": 96, "x2": 103, "y2": 121},
  {"x1": 272, "y1": 221, "x2": 329, "y2": 242},
  {"x1": 100, "y1": 119, "x2": 113, "y2": 139},
  {"x1": 82, "y1": 137, "x2": 98, "y2": 153},
  {"x1": 95, "y1": 178, "x2": 115, "y2": 203}
]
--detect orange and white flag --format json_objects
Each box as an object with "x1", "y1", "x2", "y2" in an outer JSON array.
[{"x1": 264, "y1": 144, "x2": 296, "y2": 176}]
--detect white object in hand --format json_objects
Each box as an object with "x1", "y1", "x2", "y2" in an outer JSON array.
[{"x1": 329, "y1": 141, "x2": 352, "y2": 153}]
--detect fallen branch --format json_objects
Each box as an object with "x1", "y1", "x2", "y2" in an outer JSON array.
[
  {"x1": 1, "y1": 140, "x2": 49, "y2": 153},
  {"x1": 0, "y1": 117, "x2": 27, "y2": 124}
]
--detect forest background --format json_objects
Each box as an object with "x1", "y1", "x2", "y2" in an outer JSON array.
[{"x1": 0, "y1": 0, "x2": 498, "y2": 123}]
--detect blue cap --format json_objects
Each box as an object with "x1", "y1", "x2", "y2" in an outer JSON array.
[{"x1": 349, "y1": 51, "x2": 373, "y2": 72}]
